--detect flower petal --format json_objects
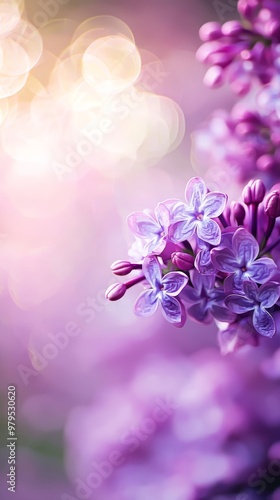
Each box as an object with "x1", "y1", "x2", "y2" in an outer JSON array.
[
  {"x1": 197, "y1": 218, "x2": 221, "y2": 245},
  {"x1": 218, "y1": 320, "x2": 259, "y2": 355},
  {"x1": 253, "y1": 307, "x2": 276, "y2": 337},
  {"x1": 243, "y1": 280, "x2": 259, "y2": 302},
  {"x1": 225, "y1": 294, "x2": 255, "y2": 314},
  {"x1": 248, "y1": 257, "x2": 277, "y2": 284},
  {"x1": 211, "y1": 305, "x2": 237, "y2": 322},
  {"x1": 181, "y1": 285, "x2": 200, "y2": 302},
  {"x1": 188, "y1": 302, "x2": 211, "y2": 323},
  {"x1": 258, "y1": 282, "x2": 280, "y2": 308},
  {"x1": 195, "y1": 248, "x2": 215, "y2": 275},
  {"x1": 169, "y1": 219, "x2": 196, "y2": 243},
  {"x1": 162, "y1": 271, "x2": 188, "y2": 296},
  {"x1": 202, "y1": 192, "x2": 227, "y2": 218},
  {"x1": 192, "y1": 270, "x2": 215, "y2": 292},
  {"x1": 134, "y1": 290, "x2": 158, "y2": 317},
  {"x1": 185, "y1": 177, "x2": 207, "y2": 211},
  {"x1": 143, "y1": 237, "x2": 166, "y2": 257},
  {"x1": 127, "y1": 212, "x2": 161, "y2": 239},
  {"x1": 170, "y1": 202, "x2": 192, "y2": 222},
  {"x1": 142, "y1": 255, "x2": 162, "y2": 287},
  {"x1": 161, "y1": 294, "x2": 184, "y2": 324},
  {"x1": 211, "y1": 247, "x2": 239, "y2": 273},
  {"x1": 232, "y1": 228, "x2": 259, "y2": 266},
  {"x1": 154, "y1": 202, "x2": 170, "y2": 229}
]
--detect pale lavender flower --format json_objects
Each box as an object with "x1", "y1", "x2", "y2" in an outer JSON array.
[
  {"x1": 225, "y1": 280, "x2": 280, "y2": 337},
  {"x1": 183, "y1": 271, "x2": 236, "y2": 323},
  {"x1": 127, "y1": 202, "x2": 174, "y2": 257},
  {"x1": 134, "y1": 255, "x2": 188, "y2": 324},
  {"x1": 169, "y1": 177, "x2": 227, "y2": 246},
  {"x1": 211, "y1": 227, "x2": 277, "y2": 291}
]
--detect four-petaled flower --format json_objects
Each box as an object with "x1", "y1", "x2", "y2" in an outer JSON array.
[
  {"x1": 169, "y1": 177, "x2": 227, "y2": 246},
  {"x1": 134, "y1": 255, "x2": 188, "y2": 324},
  {"x1": 183, "y1": 271, "x2": 236, "y2": 323},
  {"x1": 225, "y1": 280, "x2": 280, "y2": 338},
  {"x1": 128, "y1": 201, "x2": 175, "y2": 256},
  {"x1": 211, "y1": 228, "x2": 277, "y2": 292}
]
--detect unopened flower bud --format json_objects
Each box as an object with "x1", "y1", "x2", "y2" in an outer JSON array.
[
  {"x1": 111, "y1": 260, "x2": 141, "y2": 276},
  {"x1": 232, "y1": 202, "x2": 246, "y2": 225},
  {"x1": 265, "y1": 190, "x2": 280, "y2": 219},
  {"x1": 105, "y1": 283, "x2": 127, "y2": 301},
  {"x1": 199, "y1": 22, "x2": 222, "y2": 42},
  {"x1": 171, "y1": 252, "x2": 194, "y2": 272},
  {"x1": 242, "y1": 179, "x2": 266, "y2": 205}
]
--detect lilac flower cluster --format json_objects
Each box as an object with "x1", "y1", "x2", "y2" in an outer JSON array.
[
  {"x1": 197, "y1": 0, "x2": 280, "y2": 94},
  {"x1": 194, "y1": 1, "x2": 280, "y2": 186},
  {"x1": 106, "y1": 176, "x2": 280, "y2": 353},
  {"x1": 193, "y1": 102, "x2": 280, "y2": 185}
]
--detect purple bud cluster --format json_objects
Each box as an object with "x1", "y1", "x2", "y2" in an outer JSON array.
[
  {"x1": 106, "y1": 177, "x2": 280, "y2": 353},
  {"x1": 198, "y1": 0, "x2": 280, "y2": 94},
  {"x1": 193, "y1": 102, "x2": 280, "y2": 185}
]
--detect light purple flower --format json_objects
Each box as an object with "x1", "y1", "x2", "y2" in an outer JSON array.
[
  {"x1": 211, "y1": 228, "x2": 277, "y2": 292},
  {"x1": 134, "y1": 255, "x2": 188, "y2": 324},
  {"x1": 128, "y1": 201, "x2": 175, "y2": 257},
  {"x1": 183, "y1": 270, "x2": 236, "y2": 323},
  {"x1": 169, "y1": 177, "x2": 227, "y2": 246},
  {"x1": 225, "y1": 280, "x2": 280, "y2": 337}
]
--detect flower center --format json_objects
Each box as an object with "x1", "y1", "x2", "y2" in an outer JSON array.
[{"x1": 197, "y1": 213, "x2": 203, "y2": 221}]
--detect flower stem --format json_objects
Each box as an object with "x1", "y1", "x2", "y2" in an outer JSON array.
[
  {"x1": 219, "y1": 213, "x2": 228, "y2": 228},
  {"x1": 260, "y1": 235, "x2": 280, "y2": 256},
  {"x1": 260, "y1": 217, "x2": 275, "y2": 251},
  {"x1": 251, "y1": 203, "x2": 258, "y2": 239}
]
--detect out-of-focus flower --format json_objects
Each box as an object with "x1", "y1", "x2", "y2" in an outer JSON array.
[
  {"x1": 192, "y1": 105, "x2": 280, "y2": 184},
  {"x1": 198, "y1": 1, "x2": 280, "y2": 95},
  {"x1": 183, "y1": 270, "x2": 235, "y2": 323}
]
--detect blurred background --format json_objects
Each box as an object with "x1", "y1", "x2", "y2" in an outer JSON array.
[{"x1": 0, "y1": 0, "x2": 280, "y2": 499}]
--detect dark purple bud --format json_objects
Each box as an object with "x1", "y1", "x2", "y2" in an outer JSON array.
[
  {"x1": 265, "y1": 190, "x2": 280, "y2": 219},
  {"x1": 171, "y1": 252, "x2": 194, "y2": 272},
  {"x1": 105, "y1": 283, "x2": 127, "y2": 301},
  {"x1": 232, "y1": 202, "x2": 246, "y2": 225},
  {"x1": 111, "y1": 260, "x2": 141, "y2": 276},
  {"x1": 242, "y1": 179, "x2": 266, "y2": 205},
  {"x1": 199, "y1": 22, "x2": 222, "y2": 42}
]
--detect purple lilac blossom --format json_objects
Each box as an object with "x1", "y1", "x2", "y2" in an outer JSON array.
[
  {"x1": 127, "y1": 203, "x2": 171, "y2": 256},
  {"x1": 211, "y1": 227, "x2": 277, "y2": 292},
  {"x1": 225, "y1": 280, "x2": 280, "y2": 337},
  {"x1": 107, "y1": 177, "x2": 280, "y2": 353},
  {"x1": 169, "y1": 177, "x2": 227, "y2": 246},
  {"x1": 183, "y1": 270, "x2": 236, "y2": 324},
  {"x1": 134, "y1": 255, "x2": 188, "y2": 324}
]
